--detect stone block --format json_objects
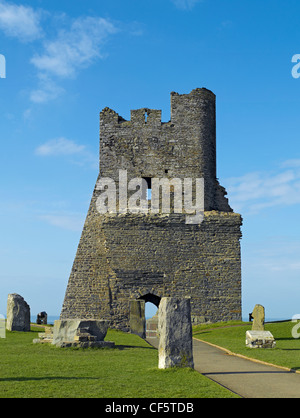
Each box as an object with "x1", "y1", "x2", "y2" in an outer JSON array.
[
  {"x1": 246, "y1": 330, "x2": 276, "y2": 349},
  {"x1": 158, "y1": 297, "x2": 194, "y2": 369},
  {"x1": 6, "y1": 294, "x2": 30, "y2": 332},
  {"x1": 52, "y1": 319, "x2": 109, "y2": 346},
  {"x1": 251, "y1": 304, "x2": 265, "y2": 331},
  {"x1": 129, "y1": 300, "x2": 146, "y2": 338},
  {"x1": 0, "y1": 315, "x2": 5, "y2": 339},
  {"x1": 57, "y1": 340, "x2": 115, "y2": 348}
]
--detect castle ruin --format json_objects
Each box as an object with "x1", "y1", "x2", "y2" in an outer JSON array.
[{"x1": 60, "y1": 88, "x2": 242, "y2": 330}]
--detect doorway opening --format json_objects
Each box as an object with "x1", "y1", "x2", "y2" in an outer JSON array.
[{"x1": 138, "y1": 293, "x2": 161, "y2": 338}]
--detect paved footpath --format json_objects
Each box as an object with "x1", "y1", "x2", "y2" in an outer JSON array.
[{"x1": 146, "y1": 337, "x2": 300, "y2": 398}]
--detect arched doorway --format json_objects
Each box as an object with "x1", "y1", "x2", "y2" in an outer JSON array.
[
  {"x1": 129, "y1": 293, "x2": 161, "y2": 339},
  {"x1": 138, "y1": 293, "x2": 161, "y2": 307},
  {"x1": 138, "y1": 293, "x2": 161, "y2": 338}
]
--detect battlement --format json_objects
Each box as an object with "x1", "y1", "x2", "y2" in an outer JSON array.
[
  {"x1": 131, "y1": 108, "x2": 162, "y2": 125},
  {"x1": 100, "y1": 88, "x2": 215, "y2": 126},
  {"x1": 99, "y1": 88, "x2": 227, "y2": 211}
]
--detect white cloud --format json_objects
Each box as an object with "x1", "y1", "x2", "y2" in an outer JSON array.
[
  {"x1": 0, "y1": 2, "x2": 118, "y2": 102},
  {"x1": 35, "y1": 137, "x2": 98, "y2": 169},
  {"x1": 280, "y1": 159, "x2": 300, "y2": 168},
  {"x1": 171, "y1": 0, "x2": 201, "y2": 10},
  {"x1": 30, "y1": 73, "x2": 65, "y2": 103},
  {"x1": 31, "y1": 16, "x2": 117, "y2": 78},
  {"x1": 0, "y1": 0, "x2": 42, "y2": 42},
  {"x1": 39, "y1": 213, "x2": 85, "y2": 232},
  {"x1": 28, "y1": 15, "x2": 118, "y2": 102},
  {"x1": 223, "y1": 159, "x2": 300, "y2": 214},
  {"x1": 35, "y1": 137, "x2": 85, "y2": 156}
]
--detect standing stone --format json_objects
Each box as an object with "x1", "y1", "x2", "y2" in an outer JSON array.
[
  {"x1": 129, "y1": 300, "x2": 146, "y2": 338},
  {"x1": 251, "y1": 304, "x2": 265, "y2": 331},
  {"x1": 6, "y1": 294, "x2": 30, "y2": 332},
  {"x1": 158, "y1": 297, "x2": 194, "y2": 369},
  {"x1": 36, "y1": 311, "x2": 47, "y2": 325},
  {"x1": 0, "y1": 314, "x2": 5, "y2": 338}
]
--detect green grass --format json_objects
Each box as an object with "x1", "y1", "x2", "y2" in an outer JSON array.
[
  {"x1": 0, "y1": 327, "x2": 238, "y2": 398},
  {"x1": 193, "y1": 320, "x2": 300, "y2": 371}
]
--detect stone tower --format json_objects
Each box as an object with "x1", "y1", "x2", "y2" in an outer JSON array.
[{"x1": 60, "y1": 88, "x2": 242, "y2": 330}]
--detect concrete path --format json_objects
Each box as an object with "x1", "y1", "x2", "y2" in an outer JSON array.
[{"x1": 146, "y1": 337, "x2": 300, "y2": 398}]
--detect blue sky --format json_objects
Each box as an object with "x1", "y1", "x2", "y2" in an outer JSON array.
[{"x1": 0, "y1": 0, "x2": 300, "y2": 320}]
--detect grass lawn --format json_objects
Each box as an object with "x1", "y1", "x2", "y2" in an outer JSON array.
[
  {"x1": 0, "y1": 327, "x2": 238, "y2": 398},
  {"x1": 193, "y1": 320, "x2": 300, "y2": 371}
]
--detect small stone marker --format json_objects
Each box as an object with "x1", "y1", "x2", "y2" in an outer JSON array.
[
  {"x1": 6, "y1": 294, "x2": 30, "y2": 332},
  {"x1": 158, "y1": 297, "x2": 194, "y2": 369},
  {"x1": 251, "y1": 304, "x2": 265, "y2": 331},
  {"x1": 0, "y1": 314, "x2": 5, "y2": 338},
  {"x1": 246, "y1": 304, "x2": 275, "y2": 348},
  {"x1": 36, "y1": 311, "x2": 47, "y2": 325}
]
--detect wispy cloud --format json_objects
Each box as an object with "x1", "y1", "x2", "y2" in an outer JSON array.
[
  {"x1": 30, "y1": 73, "x2": 65, "y2": 103},
  {"x1": 223, "y1": 159, "x2": 300, "y2": 214},
  {"x1": 0, "y1": 1, "x2": 118, "y2": 102},
  {"x1": 35, "y1": 137, "x2": 98, "y2": 169},
  {"x1": 31, "y1": 16, "x2": 117, "y2": 78},
  {"x1": 0, "y1": 0, "x2": 43, "y2": 42},
  {"x1": 39, "y1": 213, "x2": 85, "y2": 232},
  {"x1": 30, "y1": 15, "x2": 117, "y2": 102},
  {"x1": 35, "y1": 137, "x2": 85, "y2": 156},
  {"x1": 171, "y1": 0, "x2": 202, "y2": 10}
]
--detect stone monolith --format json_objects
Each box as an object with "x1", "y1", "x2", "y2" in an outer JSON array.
[
  {"x1": 158, "y1": 297, "x2": 194, "y2": 369},
  {"x1": 6, "y1": 294, "x2": 30, "y2": 332}
]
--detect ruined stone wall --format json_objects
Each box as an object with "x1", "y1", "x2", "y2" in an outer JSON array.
[
  {"x1": 60, "y1": 190, "x2": 242, "y2": 330},
  {"x1": 60, "y1": 88, "x2": 243, "y2": 330}
]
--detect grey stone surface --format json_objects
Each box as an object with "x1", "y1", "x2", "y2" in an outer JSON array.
[
  {"x1": 129, "y1": 300, "x2": 146, "y2": 338},
  {"x1": 36, "y1": 311, "x2": 47, "y2": 325},
  {"x1": 52, "y1": 319, "x2": 110, "y2": 346},
  {"x1": 245, "y1": 330, "x2": 276, "y2": 349},
  {"x1": 60, "y1": 88, "x2": 243, "y2": 331},
  {"x1": 251, "y1": 304, "x2": 265, "y2": 331},
  {"x1": 0, "y1": 315, "x2": 5, "y2": 338},
  {"x1": 6, "y1": 293, "x2": 30, "y2": 332},
  {"x1": 158, "y1": 297, "x2": 194, "y2": 369},
  {"x1": 56, "y1": 340, "x2": 115, "y2": 348}
]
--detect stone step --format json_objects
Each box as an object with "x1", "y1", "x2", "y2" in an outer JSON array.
[{"x1": 74, "y1": 333, "x2": 97, "y2": 342}]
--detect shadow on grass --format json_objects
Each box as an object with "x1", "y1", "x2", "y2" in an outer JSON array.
[
  {"x1": 114, "y1": 344, "x2": 156, "y2": 350},
  {"x1": 280, "y1": 348, "x2": 300, "y2": 351},
  {"x1": 0, "y1": 376, "x2": 99, "y2": 382},
  {"x1": 275, "y1": 337, "x2": 299, "y2": 342}
]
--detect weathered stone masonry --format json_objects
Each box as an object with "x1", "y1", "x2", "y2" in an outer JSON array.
[{"x1": 60, "y1": 88, "x2": 242, "y2": 331}]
